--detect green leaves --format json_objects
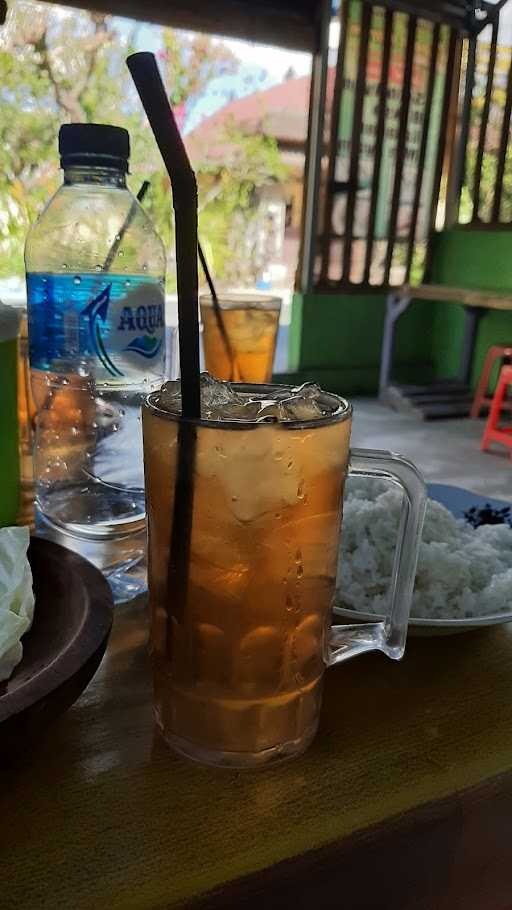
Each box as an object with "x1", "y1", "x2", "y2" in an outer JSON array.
[{"x1": 0, "y1": 2, "x2": 286, "y2": 288}]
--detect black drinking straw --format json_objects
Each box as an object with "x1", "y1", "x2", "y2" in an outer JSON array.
[
  {"x1": 127, "y1": 52, "x2": 200, "y2": 655},
  {"x1": 127, "y1": 53, "x2": 201, "y2": 417},
  {"x1": 198, "y1": 240, "x2": 237, "y2": 380}
]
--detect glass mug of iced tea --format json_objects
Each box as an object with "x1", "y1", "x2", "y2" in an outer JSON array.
[
  {"x1": 143, "y1": 377, "x2": 426, "y2": 768},
  {"x1": 200, "y1": 293, "x2": 281, "y2": 383}
]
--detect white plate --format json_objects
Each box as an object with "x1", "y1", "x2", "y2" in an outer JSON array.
[{"x1": 335, "y1": 483, "x2": 512, "y2": 637}]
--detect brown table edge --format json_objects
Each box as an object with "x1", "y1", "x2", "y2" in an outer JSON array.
[{"x1": 180, "y1": 769, "x2": 512, "y2": 910}]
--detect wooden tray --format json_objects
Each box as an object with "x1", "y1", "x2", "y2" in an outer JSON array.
[{"x1": 0, "y1": 537, "x2": 113, "y2": 751}]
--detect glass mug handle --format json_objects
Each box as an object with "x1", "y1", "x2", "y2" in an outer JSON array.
[{"x1": 329, "y1": 448, "x2": 427, "y2": 665}]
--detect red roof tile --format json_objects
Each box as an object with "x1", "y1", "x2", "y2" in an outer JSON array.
[{"x1": 186, "y1": 73, "x2": 312, "y2": 162}]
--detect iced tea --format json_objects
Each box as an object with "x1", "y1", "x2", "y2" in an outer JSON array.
[
  {"x1": 200, "y1": 294, "x2": 280, "y2": 383},
  {"x1": 143, "y1": 378, "x2": 351, "y2": 767}
]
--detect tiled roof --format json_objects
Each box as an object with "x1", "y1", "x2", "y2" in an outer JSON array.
[{"x1": 186, "y1": 73, "x2": 313, "y2": 162}]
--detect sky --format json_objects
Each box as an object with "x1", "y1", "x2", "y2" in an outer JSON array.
[
  {"x1": 126, "y1": 20, "x2": 312, "y2": 133},
  {"x1": 37, "y1": 4, "x2": 314, "y2": 132}
]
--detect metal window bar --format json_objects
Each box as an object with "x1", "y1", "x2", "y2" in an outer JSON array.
[
  {"x1": 363, "y1": 7, "x2": 394, "y2": 284},
  {"x1": 442, "y1": 33, "x2": 463, "y2": 226},
  {"x1": 492, "y1": 44, "x2": 512, "y2": 222},
  {"x1": 424, "y1": 28, "x2": 458, "y2": 278},
  {"x1": 404, "y1": 22, "x2": 440, "y2": 280},
  {"x1": 456, "y1": 33, "x2": 477, "y2": 209},
  {"x1": 298, "y1": 0, "x2": 331, "y2": 293},
  {"x1": 471, "y1": 17, "x2": 499, "y2": 222},
  {"x1": 383, "y1": 16, "x2": 418, "y2": 285},
  {"x1": 319, "y1": 0, "x2": 350, "y2": 283},
  {"x1": 342, "y1": 2, "x2": 372, "y2": 280}
]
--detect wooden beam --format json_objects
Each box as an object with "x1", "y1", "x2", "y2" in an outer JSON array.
[
  {"x1": 363, "y1": 8, "x2": 394, "y2": 284},
  {"x1": 471, "y1": 18, "x2": 499, "y2": 222},
  {"x1": 404, "y1": 22, "x2": 440, "y2": 282},
  {"x1": 360, "y1": 0, "x2": 474, "y2": 32},
  {"x1": 399, "y1": 283, "x2": 512, "y2": 311},
  {"x1": 383, "y1": 16, "x2": 417, "y2": 285},
  {"x1": 424, "y1": 28, "x2": 457, "y2": 279},
  {"x1": 319, "y1": 0, "x2": 349, "y2": 283},
  {"x1": 38, "y1": 0, "x2": 319, "y2": 51},
  {"x1": 298, "y1": 0, "x2": 330, "y2": 292},
  {"x1": 443, "y1": 33, "x2": 463, "y2": 226},
  {"x1": 341, "y1": 2, "x2": 372, "y2": 282}
]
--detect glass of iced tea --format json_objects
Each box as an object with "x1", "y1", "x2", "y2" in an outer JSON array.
[
  {"x1": 200, "y1": 293, "x2": 281, "y2": 382},
  {"x1": 142, "y1": 376, "x2": 425, "y2": 768}
]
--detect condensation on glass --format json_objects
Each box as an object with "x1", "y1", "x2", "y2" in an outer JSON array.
[{"x1": 142, "y1": 383, "x2": 426, "y2": 768}]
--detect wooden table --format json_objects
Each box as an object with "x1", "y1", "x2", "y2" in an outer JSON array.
[
  {"x1": 379, "y1": 283, "x2": 512, "y2": 419},
  {"x1": 3, "y1": 598, "x2": 512, "y2": 910}
]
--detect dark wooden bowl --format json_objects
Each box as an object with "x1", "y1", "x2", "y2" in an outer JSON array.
[{"x1": 0, "y1": 538, "x2": 113, "y2": 752}]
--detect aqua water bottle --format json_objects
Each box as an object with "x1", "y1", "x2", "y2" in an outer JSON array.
[{"x1": 25, "y1": 124, "x2": 166, "y2": 598}]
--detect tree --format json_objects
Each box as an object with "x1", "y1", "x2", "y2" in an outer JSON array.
[
  {"x1": 196, "y1": 121, "x2": 286, "y2": 284},
  {"x1": 457, "y1": 40, "x2": 512, "y2": 225},
  {"x1": 0, "y1": 0, "x2": 286, "y2": 286}
]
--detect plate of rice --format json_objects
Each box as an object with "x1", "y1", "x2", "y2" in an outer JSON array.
[{"x1": 334, "y1": 479, "x2": 512, "y2": 635}]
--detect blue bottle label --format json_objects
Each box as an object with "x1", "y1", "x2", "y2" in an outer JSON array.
[{"x1": 26, "y1": 272, "x2": 165, "y2": 381}]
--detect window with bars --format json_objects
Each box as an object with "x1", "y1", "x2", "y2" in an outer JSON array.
[
  {"x1": 309, "y1": 0, "x2": 512, "y2": 293},
  {"x1": 315, "y1": 1, "x2": 457, "y2": 290},
  {"x1": 455, "y1": 7, "x2": 512, "y2": 225}
]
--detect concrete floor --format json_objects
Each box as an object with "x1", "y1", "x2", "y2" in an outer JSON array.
[{"x1": 349, "y1": 398, "x2": 512, "y2": 501}]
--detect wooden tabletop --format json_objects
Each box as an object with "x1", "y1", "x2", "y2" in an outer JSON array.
[
  {"x1": 400, "y1": 283, "x2": 512, "y2": 311},
  {"x1": 3, "y1": 599, "x2": 512, "y2": 910}
]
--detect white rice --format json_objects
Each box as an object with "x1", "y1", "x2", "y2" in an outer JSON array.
[{"x1": 336, "y1": 478, "x2": 512, "y2": 619}]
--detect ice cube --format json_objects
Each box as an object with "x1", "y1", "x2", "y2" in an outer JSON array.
[
  {"x1": 157, "y1": 374, "x2": 256, "y2": 420},
  {"x1": 192, "y1": 622, "x2": 229, "y2": 686},
  {"x1": 277, "y1": 395, "x2": 324, "y2": 422},
  {"x1": 196, "y1": 427, "x2": 277, "y2": 521},
  {"x1": 201, "y1": 377, "x2": 283, "y2": 421},
  {"x1": 155, "y1": 375, "x2": 337, "y2": 424},
  {"x1": 293, "y1": 382, "x2": 323, "y2": 398},
  {"x1": 235, "y1": 625, "x2": 285, "y2": 696},
  {"x1": 275, "y1": 383, "x2": 331, "y2": 422},
  {"x1": 293, "y1": 613, "x2": 324, "y2": 681},
  {"x1": 157, "y1": 379, "x2": 182, "y2": 413},
  {"x1": 249, "y1": 399, "x2": 281, "y2": 421},
  {"x1": 199, "y1": 373, "x2": 238, "y2": 417}
]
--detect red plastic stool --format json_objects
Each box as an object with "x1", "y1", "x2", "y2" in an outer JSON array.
[
  {"x1": 481, "y1": 364, "x2": 512, "y2": 457},
  {"x1": 471, "y1": 344, "x2": 512, "y2": 418}
]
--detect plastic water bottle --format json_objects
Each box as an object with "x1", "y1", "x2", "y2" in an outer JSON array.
[{"x1": 25, "y1": 124, "x2": 166, "y2": 599}]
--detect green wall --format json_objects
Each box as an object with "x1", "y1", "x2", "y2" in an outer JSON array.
[
  {"x1": 278, "y1": 291, "x2": 433, "y2": 395},
  {"x1": 278, "y1": 229, "x2": 512, "y2": 396},
  {"x1": 429, "y1": 229, "x2": 512, "y2": 390}
]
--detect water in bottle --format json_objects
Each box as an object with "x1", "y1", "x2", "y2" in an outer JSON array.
[{"x1": 25, "y1": 123, "x2": 166, "y2": 600}]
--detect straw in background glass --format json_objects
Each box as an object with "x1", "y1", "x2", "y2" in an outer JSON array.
[
  {"x1": 127, "y1": 51, "x2": 200, "y2": 656},
  {"x1": 197, "y1": 240, "x2": 238, "y2": 381},
  {"x1": 102, "y1": 180, "x2": 150, "y2": 273}
]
